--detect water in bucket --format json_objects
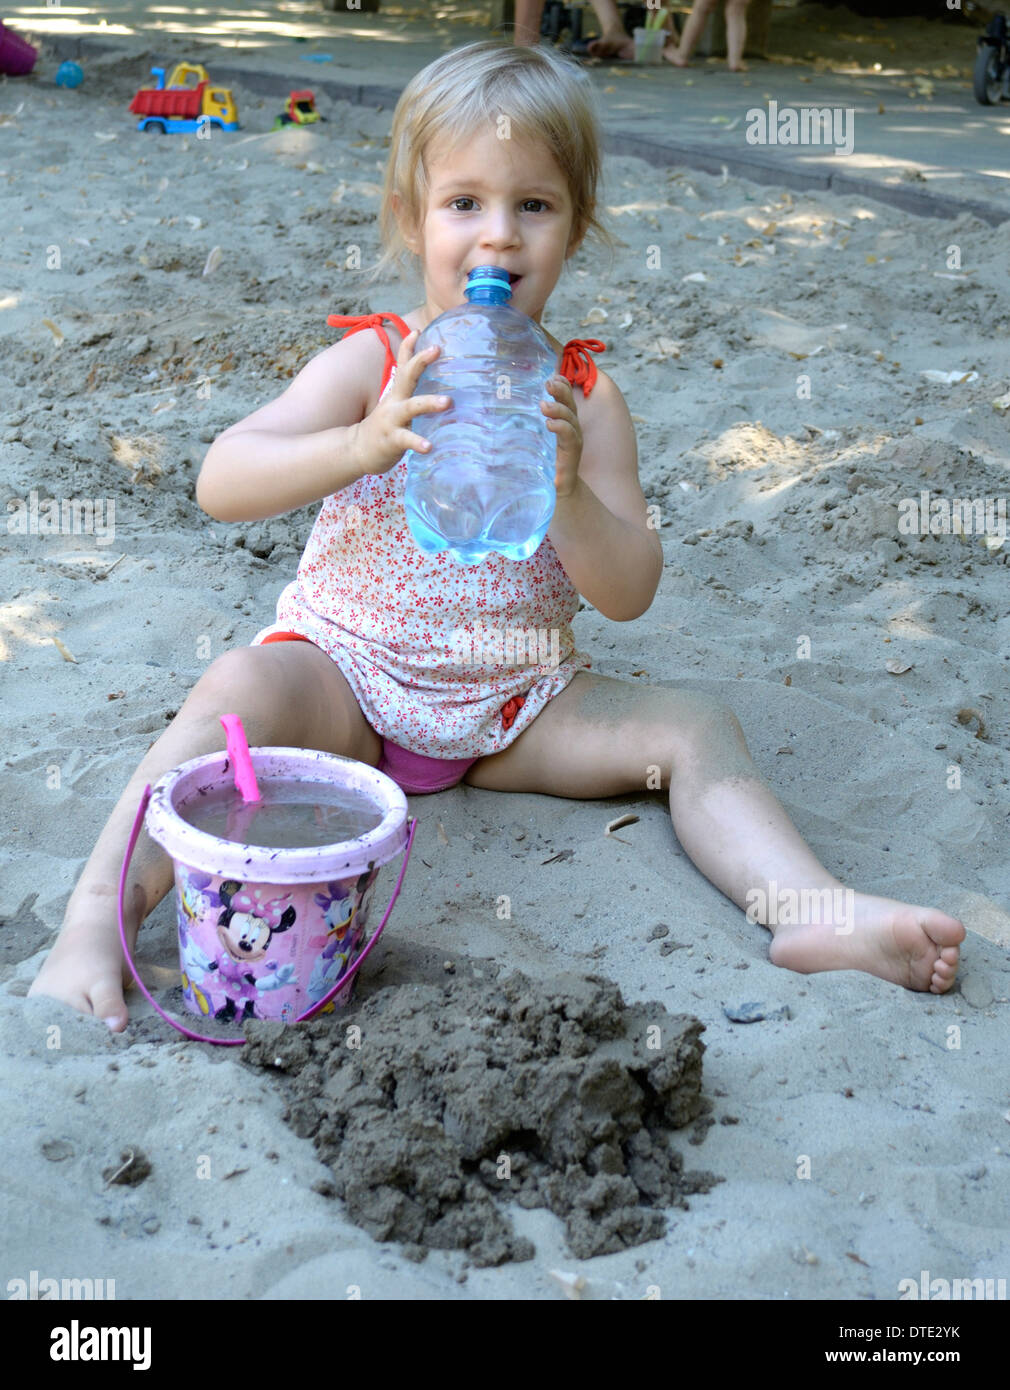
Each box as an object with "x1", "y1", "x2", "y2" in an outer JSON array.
[
  {"x1": 181, "y1": 778, "x2": 385, "y2": 848},
  {"x1": 145, "y1": 748, "x2": 408, "y2": 1026}
]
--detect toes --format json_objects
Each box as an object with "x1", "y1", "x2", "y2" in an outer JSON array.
[
  {"x1": 90, "y1": 980, "x2": 129, "y2": 1031},
  {"x1": 929, "y1": 913, "x2": 966, "y2": 945},
  {"x1": 929, "y1": 943, "x2": 960, "y2": 993}
]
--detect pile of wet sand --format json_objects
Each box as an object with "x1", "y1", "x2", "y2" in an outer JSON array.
[{"x1": 243, "y1": 969, "x2": 721, "y2": 1266}]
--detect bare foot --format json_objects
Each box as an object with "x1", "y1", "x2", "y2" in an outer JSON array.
[
  {"x1": 27, "y1": 884, "x2": 144, "y2": 1031},
  {"x1": 728, "y1": 60, "x2": 749, "y2": 72},
  {"x1": 663, "y1": 44, "x2": 690, "y2": 67},
  {"x1": 767, "y1": 890, "x2": 964, "y2": 993},
  {"x1": 587, "y1": 31, "x2": 634, "y2": 61}
]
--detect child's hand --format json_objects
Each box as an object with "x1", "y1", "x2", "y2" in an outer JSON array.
[
  {"x1": 542, "y1": 375, "x2": 583, "y2": 499},
  {"x1": 28, "y1": 918, "x2": 131, "y2": 1031},
  {"x1": 351, "y1": 329, "x2": 452, "y2": 477}
]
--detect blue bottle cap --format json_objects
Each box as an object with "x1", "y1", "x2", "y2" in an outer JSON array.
[{"x1": 465, "y1": 266, "x2": 512, "y2": 302}]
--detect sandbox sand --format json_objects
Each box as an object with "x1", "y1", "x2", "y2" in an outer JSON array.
[{"x1": 2, "y1": 48, "x2": 1009, "y2": 1299}]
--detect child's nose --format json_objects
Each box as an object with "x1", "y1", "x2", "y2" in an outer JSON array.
[{"x1": 480, "y1": 208, "x2": 519, "y2": 245}]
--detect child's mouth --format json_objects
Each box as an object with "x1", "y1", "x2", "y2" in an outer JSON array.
[{"x1": 508, "y1": 273, "x2": 522, "y2": 286}]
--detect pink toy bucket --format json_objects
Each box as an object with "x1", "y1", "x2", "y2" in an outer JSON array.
[
  {"x1": 0, "y1": 22, "x2": 38, "y2": 76},
  {"x1": 118, "y1": 747, "x2": 416, "y2": 1045}
]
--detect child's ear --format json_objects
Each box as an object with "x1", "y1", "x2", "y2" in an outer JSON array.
[
  {"x1": 392, "y1": 191, "x2": 422, "y2": 255},
  {"x1": 566, "y1": 222, "x2": 587, "y2": 261}
]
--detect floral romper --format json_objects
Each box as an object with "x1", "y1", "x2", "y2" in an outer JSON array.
[{"x1": 251, "y1": 312, "x2": 605, "y2": 793}]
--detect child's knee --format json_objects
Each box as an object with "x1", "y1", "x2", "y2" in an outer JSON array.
[
  {"x1": 671, "y1": 695, "x2": 749, "y2": 774},
  {"x1": 194, "y1": 645, "x2": 270, "y2": 697},
  {"x1": 183, "y1": 646, "x2": 291, "y2": 726},
  {"x1": 696, "y1": 698, "x2": 745, "y2": 746}
]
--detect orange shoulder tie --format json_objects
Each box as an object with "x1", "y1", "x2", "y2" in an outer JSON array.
[
  {"x1": 559, "y1": 338, "x2": 606, "y2": 397},
  {"x1": 326, "y1": 311, "x2": 412, "y2": 396}
]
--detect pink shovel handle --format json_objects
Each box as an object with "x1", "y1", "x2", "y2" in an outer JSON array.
[
  {"x1": 116, "y1": 784, "x2": 417, "y2": 1046},
  {"x1": 220, "y1": 712, "x2": 261, "y2": 803}
]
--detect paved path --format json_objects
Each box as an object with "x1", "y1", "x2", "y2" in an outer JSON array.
[{"x1": 7, "y1": 0, "x2": 1009, "y2": 223}]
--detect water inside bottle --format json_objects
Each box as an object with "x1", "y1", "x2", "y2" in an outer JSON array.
[
  {"x1": 403, "y1": 269, "x2": 558, "y2": 565},
  {"x1": 181, "y1": 778, "x2": 384, "y2": 848}
]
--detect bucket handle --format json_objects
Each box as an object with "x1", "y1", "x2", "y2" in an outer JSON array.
[{"x1": 116, "y1": 783, "x2": 417, "y2": 1047}]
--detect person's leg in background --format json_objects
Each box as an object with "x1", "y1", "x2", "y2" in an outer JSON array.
[
  {"x1": 666, "y1": 0, "x2": 751, "y2": 69},
  {"x1": 723, "y1": 0, "x2": 753, "y2": 71},
  {"x1": 517, "y1": 1, "x2": 676, "y2": 60},
  {"x1": 514, "y1": 0, "x2": 545, "y2": 44},
  {"x1": 664, "y1": 0, "x2": 718, "y2": 66},
  {"x1": 586, "y1": 0, "x2": 635, "y2": 59}
]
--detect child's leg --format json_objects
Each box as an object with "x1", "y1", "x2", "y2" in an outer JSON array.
[
  {"x1": 28, "y1": 642, "x2": 381, "y2": 1029},
  {"x1": 664, "y1": 0, "x2": 719, "y2": 65},
  {"x1": 463, "y1": 672, "x2": 964, "y2": 992}
]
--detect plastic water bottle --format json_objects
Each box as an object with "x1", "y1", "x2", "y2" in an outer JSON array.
[{"x1": 403, "y1": 265, "x2": 559, "y2": 565}]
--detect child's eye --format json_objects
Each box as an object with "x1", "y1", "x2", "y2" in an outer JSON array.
[{"x1": 447, "y1": 198, "x2": 549, "y2": 213}]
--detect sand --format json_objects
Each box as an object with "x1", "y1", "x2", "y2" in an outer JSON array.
[
  {"x1": 2, "y1": 43, "x2": 1010, "y2": 1300},
  {"x1": 242, "y1": 969, "x2": 715, "y2": 1266}
]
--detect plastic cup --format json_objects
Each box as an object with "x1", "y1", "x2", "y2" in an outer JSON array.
[{"x1": 633, "y1": 26, "x2": 665, "y2": 65}]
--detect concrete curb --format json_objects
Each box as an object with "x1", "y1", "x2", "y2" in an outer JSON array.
[
  {"x1": 43, "y1": 32, "x2": 1010, "y2": 229},
  {"x1": 608, "y1": 130, "x2": 1010, "y2": 226}
]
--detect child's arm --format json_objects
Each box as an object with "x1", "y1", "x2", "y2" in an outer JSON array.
[
  {"x1": 546, "y1": 370, "x2": 664, "y2": 621},
  {"x1": 196, "y1": 331, "x2": 447, "y2": 523},
  {"x1": 196, "y1": 332, "x2": 375, "y2": 522}
]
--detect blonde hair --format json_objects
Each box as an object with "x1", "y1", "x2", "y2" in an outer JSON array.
[{"x1": 358, "y1": 39, "x2": 616, "y2": 288}]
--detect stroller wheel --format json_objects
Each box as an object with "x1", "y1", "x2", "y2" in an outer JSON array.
[{"x1": 973, "y1": 44, "x2": 1003, "y2": 105}]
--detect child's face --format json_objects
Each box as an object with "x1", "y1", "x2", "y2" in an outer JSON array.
[{"x1": 402, "y1": 126, "x2": 581, "y2": 326}]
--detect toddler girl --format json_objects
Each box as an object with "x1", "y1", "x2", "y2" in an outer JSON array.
[{"x1": 31, "y1": 40, "x2": 963, "y2": 1030}]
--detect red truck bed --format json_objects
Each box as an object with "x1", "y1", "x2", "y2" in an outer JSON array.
[{"x1": 130, "y1": 82, "x2": 204, "y2": 118}]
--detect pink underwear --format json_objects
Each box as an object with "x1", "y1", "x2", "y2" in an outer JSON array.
[{"x1": 376, "y1": 740, "x2": 478, "y2": 795}]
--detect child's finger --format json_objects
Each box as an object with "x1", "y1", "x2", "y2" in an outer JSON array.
[
  {"x1": 397, "y1": 328, "x2": 421, "y2": 359},
  {"x1": 394, "y1": 340, "x2": 440, "y2": 397},
  {"x1": 401, "y1": 429, "x2": 434, "y2": 454},
  {"x1": 396, "y1": 329, "x2": 434, "y2": 365},
  {"x1": 410, "y1": 346, "x2": 440, "y2": 380},
  {"x1": 395, "y1": 329, "x2": 430, "y2": 370},
  {"x1": 406, "y1": 393, "x2": 452, "y2": 417}
]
